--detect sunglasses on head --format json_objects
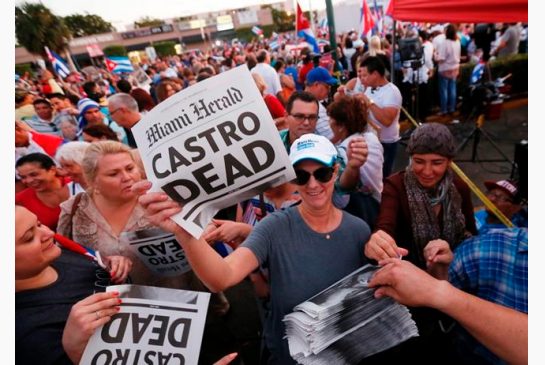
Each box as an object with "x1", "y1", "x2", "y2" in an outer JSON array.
[{"x1": 293, "y1": 166, "x2": 334, "y2": 185}]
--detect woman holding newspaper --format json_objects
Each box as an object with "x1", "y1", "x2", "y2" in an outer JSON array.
[{"x1": 134, "y1": 133, "x2": 371, "y2": 364}]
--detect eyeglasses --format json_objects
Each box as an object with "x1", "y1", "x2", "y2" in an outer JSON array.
[
  {"x1": 109, "y1": 108, "x2": 122, "y2": 116},
  {"x1": 290, "y1": 114, "x2": 319, "y2": 123},
  {"x1": 293, "y1": 167, "x2": 334, "y2": 185},
  {"x1": 486, "y1": 191, "x2": 513, "y2": 203}
]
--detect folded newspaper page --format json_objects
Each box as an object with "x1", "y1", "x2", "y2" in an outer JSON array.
[
  {"x1": 120, "y1": 228, "x2": 192, "y2": 277},
  {"x1": 131, "y1": 65, "x2": 296, "y2": 238},
  {"x1": 80, "y1": 284, "x2": 210, "y2": 365},
  {"x1": 284, "y1": 265, "x2": 418, "y2": 364}
]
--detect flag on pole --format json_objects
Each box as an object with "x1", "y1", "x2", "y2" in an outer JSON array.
[
  {"x1": 44, "y1": 46, "x2": 71, "y2": 79},
  {"x1": 104, "y1": 56, "x2": 134, "y2": 74},
  {"x1": 269, "y1": 32, "x2": 280, "y2": 50},
  {"x1": 385, "y1": 0, "x2": 394, "y2": 17},
  {"x1": 361, "y1": 0, "x2": 376, "y2": 39},
  {"x1": 251, "y1": 25, "x2": 263, "y2": 35},
  {"x1": 296, "y1": 2, "x2": 320, "y2": 53}
]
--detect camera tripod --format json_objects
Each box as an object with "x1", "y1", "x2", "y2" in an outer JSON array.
[{"x1": 455, "y1": 112, "x2": 517, "y2": 172}]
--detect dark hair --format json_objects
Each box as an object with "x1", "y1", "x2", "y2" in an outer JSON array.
[
  {"x1": 47, "y1": 92, "x2": 68, "y2": 100},
  {"x1": 155, "y1": 80, "x2": 177, "y2": 103},
  {"x1": 32, "y1": 98, "x2": 52, "y2": 107},
  {"x1": 196, "y1": 72, "x2": 211, "y2": 82},
  {"x1": 82, "y1": 81, "x2": 97, "y2": 96},
  {"x1": 130, "y1": 88, "x2": 156, "y2": 112},
  {"x1": 419, "y1": 30, "x2": 430, "y2": 41},
  {"x1": 361, "y1": 56, "x2": 386, "y2": 77},
  {"x1": 82, "y1": 124, "x2": 119, "y2": 141},
  {"x1": 446, "y1": 24, "x2": 458, "y2": 41},
  {"x1": 117, "y1": 79, "x2": 132, "y2": 93},
  {"x1": 327, "y1": 96, "x2": 368, "y2": 135},
  {"x1": 16, "y1": 152, "x2": 55, "y2": 170},
  {"x1": 286, "y1": 91, "x2": 319, "y2": 114},
  {"x1": 273, "y1": 59, "x2": 285, "y2": 72},
  {"x1": 256, "y1": 50, "x2": 268, "y2": 63},
  {"x1": 344, "y1": 37, "x2": 353, "y2": 49}
]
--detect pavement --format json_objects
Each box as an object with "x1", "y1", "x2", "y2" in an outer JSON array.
[{"x1": 395, "y1": 97, "x2": 528, "y2": 207}]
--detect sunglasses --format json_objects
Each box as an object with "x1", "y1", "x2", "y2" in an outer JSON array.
[{"x1": 293, "y1": 167, "x2": 334, "y2": 185}]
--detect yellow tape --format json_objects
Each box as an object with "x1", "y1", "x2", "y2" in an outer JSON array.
[{"x1": 400, "y1": 107, "x2": 515, "y2": 228}]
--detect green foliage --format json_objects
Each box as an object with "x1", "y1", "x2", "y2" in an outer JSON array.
[
  {"x1": 153, "y1": 41, "x2": 177, "y2": 57},
  {"x1": 15, "y1": 2, "x2": 71, "y2": 56},
  {"x1": 134, "y1": 16, "x2": 164, "y2": 29},
  {"x1": 103, "y1": 45, "x2": 128, "y2": 57},
  {"x1": 459, "y1": 53, "x2": 528, "y2": 94},
  {"x1": 15, "y1": 63, "x2": 34, "y2": 77},
  {"x1": 63, "y1": 13, "x2": 113, "y2": 38},
  {"x1": 272, "y1": 8, "x2": 295, "y2": 32}
]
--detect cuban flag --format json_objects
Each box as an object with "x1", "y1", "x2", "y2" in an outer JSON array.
[
  {"x1": 44, "y1": 46, "x2": 70, "y2": 79},
  {"x1": 361, "y1": 0, "x2": 375, "y2": 39},
  {"x1": 296, "y1": 2, "x2": 320, "y2": 53},
  {"x1": 470, "y1": 62, "x2": 486, "y2": 85},
  {"x1": 251, "y1": 25, "x2": 263, "y2": 36},
  {"x1": 105, "y1": 56, "x2": 134, "y2": 74},
  {"x1": 269, "y1": 32, "x2": 280, "y2": 50},
  {"x1": 54, "y1": 233, "x2": 107, "y2": 269}
]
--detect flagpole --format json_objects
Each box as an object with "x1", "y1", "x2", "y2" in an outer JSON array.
[
  {"x1": 391, "y1": 19, "x2": 396, "y2": 84},
  {"x1": 325, "y1": 0, "x2": 338, "y2": 67}
]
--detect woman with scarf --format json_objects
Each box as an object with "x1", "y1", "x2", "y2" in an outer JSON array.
[{"x1": 363, "y1": 122, "x2": 477, "y2": 364}]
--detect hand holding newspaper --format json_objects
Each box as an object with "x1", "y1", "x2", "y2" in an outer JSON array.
[
  {"x1": 80, "y1": 285, "x2": 210, "y2": 365},
  {"x1": 131, "y1": 66, "x2": 295, "y2": 238}
]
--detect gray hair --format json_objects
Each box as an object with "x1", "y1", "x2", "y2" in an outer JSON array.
[
  {"x1": 107, "y1": 93, "x2": 139, "y2": 113},
  {"x1": 55, "y1": 141, "x2": 90, "y2": 165}
]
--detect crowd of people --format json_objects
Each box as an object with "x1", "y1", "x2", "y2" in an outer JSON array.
[{"x1": 15, "y1": 20, "x2": 528, "y2": 365}]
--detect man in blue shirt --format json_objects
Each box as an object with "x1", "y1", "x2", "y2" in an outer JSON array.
[
  {"x1": 474, "y1": 179, "x2": 527, "y2": 234},
  {"x1": 449, "y1": 227, "x2": 528, "y2": 364}
]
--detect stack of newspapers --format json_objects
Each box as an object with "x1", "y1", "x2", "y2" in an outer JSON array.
[{"x1": 284, "y1": 265, "x2": 419, "y2": 365}]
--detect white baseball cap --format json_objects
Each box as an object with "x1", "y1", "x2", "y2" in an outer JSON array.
[{"x1": 289, "y1": 134, "x2": 337, "y2": 167}]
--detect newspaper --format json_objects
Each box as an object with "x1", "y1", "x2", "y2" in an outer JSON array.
[
  {"x1": 131, "y1": 65, "x2": 295, "y2": 238},
  {"x1": 120, "y1": 228, "x2": 192, "y2": 277},
  {"x1": 80, "y1": 284, "x2": 210, "y2": 365},
  {"x1": 284, "y1": 265, "x2": 419, "y2": 364}
]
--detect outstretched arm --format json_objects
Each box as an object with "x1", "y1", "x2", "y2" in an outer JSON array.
[
  {"x1": 368, "y1": 259, "x2": 528, "y2": 365},
  {"x1": 134, "y1": 181, "x2": 259, "y2": 292}
]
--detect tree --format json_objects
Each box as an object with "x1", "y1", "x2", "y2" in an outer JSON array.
[
  {"x1": 63, "y1": 13, "x2": 113, "y2": 38},
  {"x1": 15, "y1": 2, "x2": 71, "y2": 56},
  {"x1": 262, "y1": 5, "x2": 295, "y2": 32},
  {"x1": 134, "y1": 16, "x2": 164, "y2": 29},
  {"x1": 103, "y1": 45, "x2": 128, "y2": 57},
  {"x1": 153, "y1": 41, "x2": 176, "y2": 57}
]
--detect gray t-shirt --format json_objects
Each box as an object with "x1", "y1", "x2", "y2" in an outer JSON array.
[
  {"x1": 241, "y1": 206, "x2": 370, "y2": 364},
  {"x1": 498, "y1": 26, "x2": 521, "y2": 58}
]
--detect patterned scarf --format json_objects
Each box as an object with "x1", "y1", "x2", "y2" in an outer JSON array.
[{"x1": 404, "y1": 166, "x2": 467, "y2": 267}]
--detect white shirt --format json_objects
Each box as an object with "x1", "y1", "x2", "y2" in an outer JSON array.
[
  {"x1": 338, "y1": 131, "x2": 384, "y2": 202},
  {"x1": 251, "y1": 63, "x2": 282, "y2": 96},
  {"x1": 364, "y1": 83, "x2": 402, "y2": 143},
  {"x1": 315, "y1": 102, "x2": 334, "y2": 141}
]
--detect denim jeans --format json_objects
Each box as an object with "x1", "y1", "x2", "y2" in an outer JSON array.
[
  {"x1": 439, "y1": 73, "x2": 457, "y2": 114},
  {"x1": 381, "y1": 141, "x2": 398, "y2": 179}
]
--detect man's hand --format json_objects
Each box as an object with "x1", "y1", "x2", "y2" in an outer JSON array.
[
  {"x1": 368, "y1": 258, "x2": 447, "y2": 308},
  {"x1": 364, "y1": 230, "x2": 408, "y2": 261}
]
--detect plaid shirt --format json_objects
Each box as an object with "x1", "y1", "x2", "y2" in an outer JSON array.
[{"x1": 449, "y1": 228, "x2": 528, "y2": 364}]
